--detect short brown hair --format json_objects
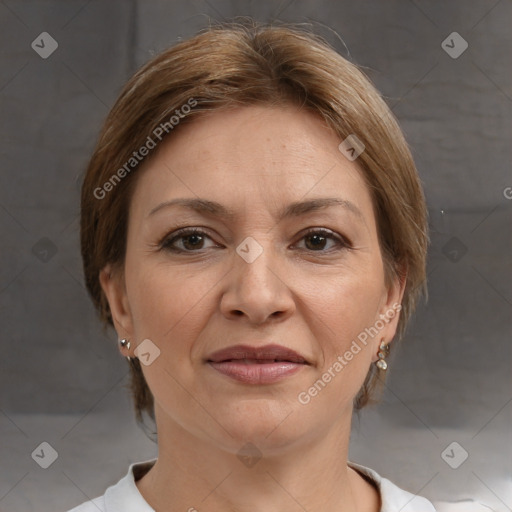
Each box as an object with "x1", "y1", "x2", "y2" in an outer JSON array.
[{"x1": 80, "y1": 19, "x2": 428, "y2": 425}]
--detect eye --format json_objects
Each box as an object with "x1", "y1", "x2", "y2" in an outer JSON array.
[
  {"x1": 294, "y1": 228, "x2": 351, "y2": 252},
  {"x1": 158, "y1": 227, "x2": 351, "y2": 254},
  {"x1": 160, "y1": 228, "x2": 219, "y2": 252}
]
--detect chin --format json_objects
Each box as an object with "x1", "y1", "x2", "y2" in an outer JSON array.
[{"x1": 218, "y1": 400, "x2": 308, "y2": 447}]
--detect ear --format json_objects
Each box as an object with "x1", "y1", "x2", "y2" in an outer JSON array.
[
  {"x1": 372, "y1": 265, "x2": 407, "y2": 360},
  {"x1": 99, "y1": 263, "x2": 135, "y2": 357}
]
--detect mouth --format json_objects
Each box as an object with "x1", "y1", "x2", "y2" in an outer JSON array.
[
  {"x1": 206, "y1": 344, "x2": 310, "y2": 384},
  {"x1": 207, "y1": 343, "x2": 309, "y2": 364},
  {"x1": 219, "y1": 358, "x2": 299, "y2": 364}
]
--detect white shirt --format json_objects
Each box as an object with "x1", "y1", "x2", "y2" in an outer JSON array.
[{"x1": 66, "y1": 458, "x2": 493, "y2": 512}]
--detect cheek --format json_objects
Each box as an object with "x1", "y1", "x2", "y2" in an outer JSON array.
[
  {"x1": 125, "y1": 261, "x2": 219, "y2": 343},
  {"x1": 304, "y1": 265, "x2": 385, "y2": 397},
  {"x1": 126, "y1": 264, "x2": 213, "y2": 412},
  {"x1": 310, "y1": 268, "x2": 384, "y2": 339}
]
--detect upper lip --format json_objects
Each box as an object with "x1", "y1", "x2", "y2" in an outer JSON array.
[{"x1": 207, "y1": 344, "x2": 309, "y2": 364}]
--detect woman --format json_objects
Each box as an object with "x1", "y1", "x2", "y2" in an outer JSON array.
[{"x1": 70, "y1": 20, "x2": 436, "y2": 511}]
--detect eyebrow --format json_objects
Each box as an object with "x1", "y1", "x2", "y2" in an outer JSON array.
[{"x1": 147, "y1": 197, "x2": 364, "y2": 222}]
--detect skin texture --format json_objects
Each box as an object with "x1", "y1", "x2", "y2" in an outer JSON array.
[{"x1": 100, "y1": 104, "x2": 405, "y2": 512}]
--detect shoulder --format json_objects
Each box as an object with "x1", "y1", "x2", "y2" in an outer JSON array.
[
  {"x1": 348, "y1": 461, "x2": 497, "y2": 512},
  {"x1": 64, "y1": 458, "x2": 157, "y2": 512},
  {"x1": 432, "y1": 500, "x2": 497, "y2": 511},
  {"x1": 348, "y1": 461, "x2": 437, "y2": 511}
]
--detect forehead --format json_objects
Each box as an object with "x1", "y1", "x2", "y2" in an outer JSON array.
[{"x1": 129, "y1": 104, "x2": 375, "y2": 225}]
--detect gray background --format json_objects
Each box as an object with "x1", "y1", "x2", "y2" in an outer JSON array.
[{"x1": 0, "y1": 0, "x2": 510, "y2": 510}]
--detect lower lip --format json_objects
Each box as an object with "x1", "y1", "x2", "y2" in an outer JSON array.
[{"x1": 208, "y1": 361, "x2": 306, "y2": 384}]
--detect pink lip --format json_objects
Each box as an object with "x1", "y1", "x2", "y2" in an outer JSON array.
[
  {"x1": 208, "y1": 360, "x2": 305, "y2": 384},
  {"x1": 206, "y1": 344, "x2": 310, "y2": 385},
  {"x1": 207, "y1": 343, "x2": 308, "y2": 363}
]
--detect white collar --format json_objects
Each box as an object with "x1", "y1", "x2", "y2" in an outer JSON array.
[
  {"x1": 346, "y1": 460, "x2": 437, "y2": 511},
  {"x1": 103, "y1": 458, "x2": 156, "y2": 511},
  {"x1": 103, "y1": 457, "x2": 437, "y2": 512}
]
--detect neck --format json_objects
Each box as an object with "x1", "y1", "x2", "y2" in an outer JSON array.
[{"x1": 135, "y1": 403, "x2": 380, "y2": 512}]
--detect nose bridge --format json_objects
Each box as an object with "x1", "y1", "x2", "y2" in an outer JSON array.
[
  {"x1": 235, "y1": 233, "x2": 280, "y2": 292},
  {"x1": 221, "y1": 233, "x2": 293, "y2": 323},
  {"x1": 239, "y1": 236, "x2": 277, "y2": 285}
]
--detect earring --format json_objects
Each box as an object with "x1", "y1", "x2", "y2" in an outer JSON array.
[
  {"x1": 376, "y1": 341, "x2": 390, "y2": 370},
  {"x1": 119, "y1": 338, "x2": 132, "y2": 361}
]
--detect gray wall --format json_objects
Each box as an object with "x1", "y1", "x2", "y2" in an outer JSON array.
[{"x1": 1, "y1": 1, "x2": 510, "y2": 510}]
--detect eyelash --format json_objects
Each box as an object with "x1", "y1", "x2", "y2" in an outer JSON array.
[{"x1": 158, "y1": 227, "x2": 352, "y2": 254}]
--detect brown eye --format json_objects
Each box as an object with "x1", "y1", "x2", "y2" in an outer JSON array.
[
  {"x1": 305, "y1": 232, "x2": 329, "y2": 251},
  {"x1": 161, "y1": 228, "x2": 217, "y2": 252},
  {"x1": 296, "y1": 228, "x2": 351, "y2": 252},
  {"x1": 181, "y1": 233, "x2": 205, "y2": 250}
]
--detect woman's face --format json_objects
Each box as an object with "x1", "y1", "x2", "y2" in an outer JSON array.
[{"x1": 101, "y1": 104, "x2": 403, "y2": 454}]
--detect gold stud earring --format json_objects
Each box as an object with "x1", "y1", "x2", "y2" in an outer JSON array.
[{"x1": 376, "y1": 341, "x2": 390, "y2": 370}]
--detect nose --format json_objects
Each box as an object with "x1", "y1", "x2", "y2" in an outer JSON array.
[{"x1": 220, "y1": 238, "x2": 295, "y2": 325}]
